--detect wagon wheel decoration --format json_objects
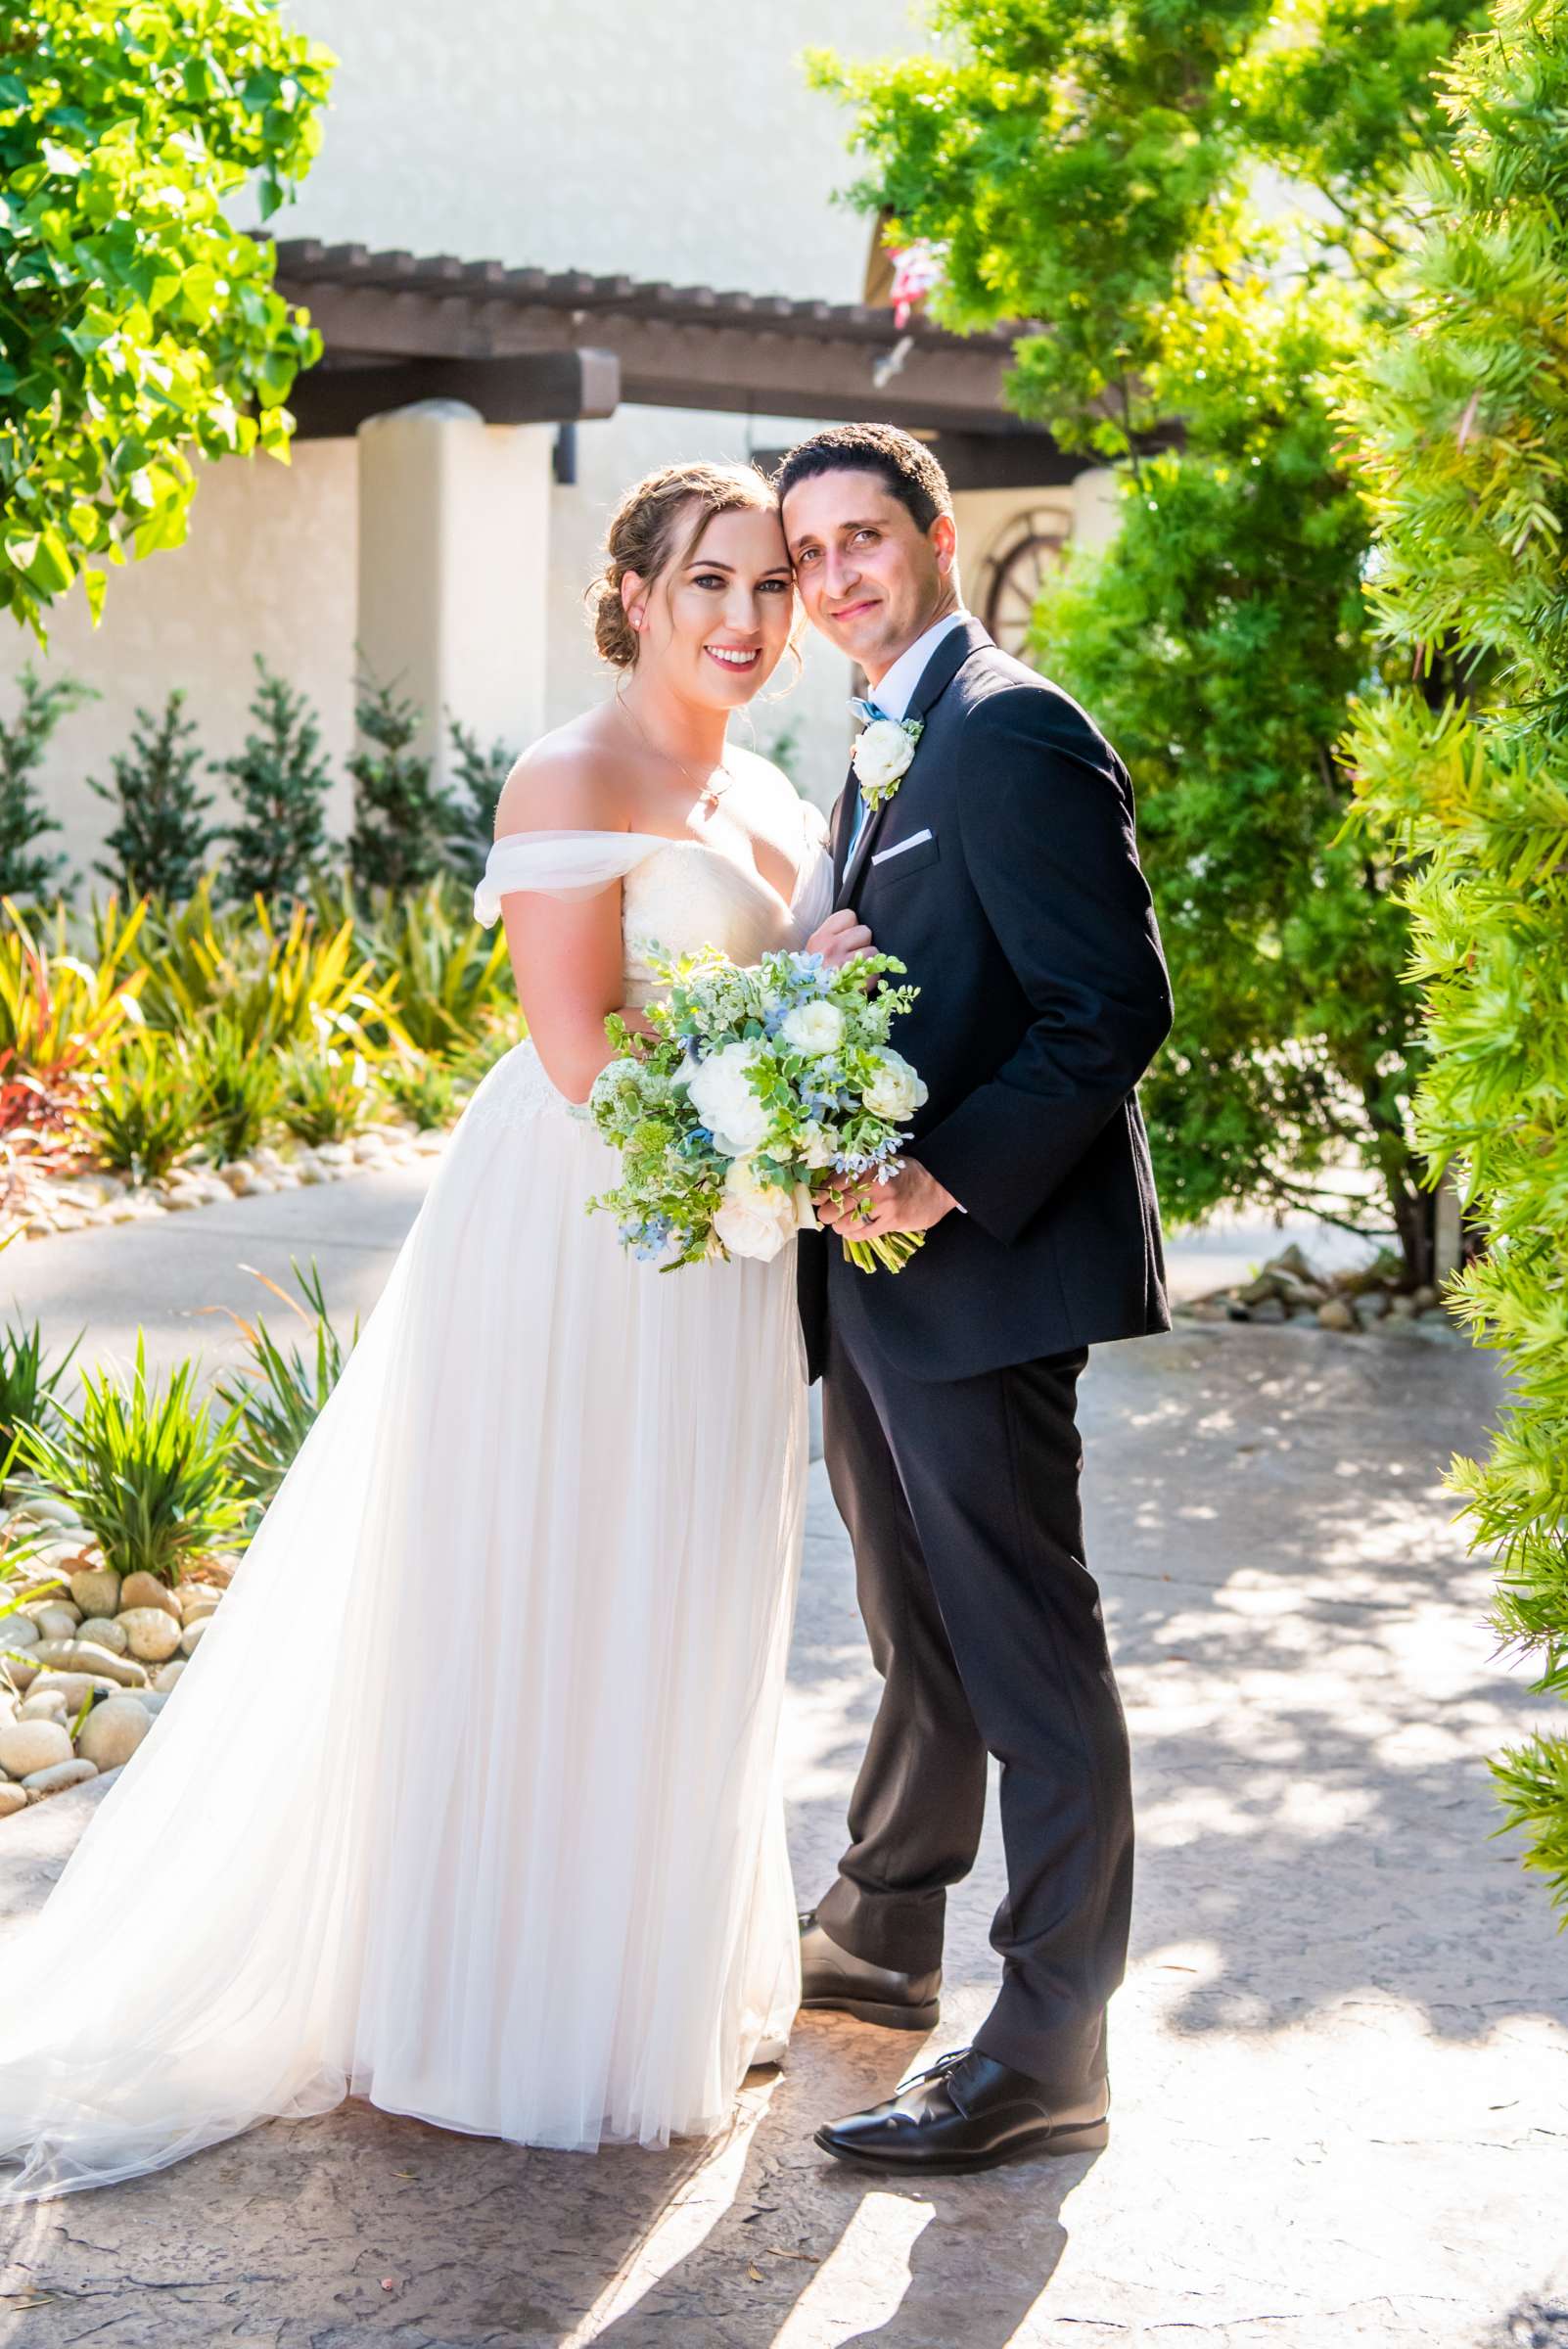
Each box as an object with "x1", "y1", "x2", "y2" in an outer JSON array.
[{"x1": 980, "y1": 510, "x2": 1073, "y2": 658}]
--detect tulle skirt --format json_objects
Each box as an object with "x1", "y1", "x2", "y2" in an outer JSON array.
[{"x1": 0, "y1": 1040, "x2": 807, "y2": 2201}]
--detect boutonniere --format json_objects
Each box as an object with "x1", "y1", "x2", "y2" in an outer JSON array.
[{"x1": 849, "y1": 698, "x2": 924, "y2": 811}]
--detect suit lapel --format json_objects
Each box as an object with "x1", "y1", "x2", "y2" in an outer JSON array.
[
  {"x1": 830, "y1": 760, "x2": 859, "y2": 901},
  {"x1": 837, "y1": 618, "x2": 992, "y2": 906}
]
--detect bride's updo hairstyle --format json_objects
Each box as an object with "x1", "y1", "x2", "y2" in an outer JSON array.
[{"x1": 588, "y1": 460, "x2": 778, "y2": 669}]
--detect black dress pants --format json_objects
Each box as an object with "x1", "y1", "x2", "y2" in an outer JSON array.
[{"x1": 816, "y1": 1313, "x2": 1132, "y2": 2096}]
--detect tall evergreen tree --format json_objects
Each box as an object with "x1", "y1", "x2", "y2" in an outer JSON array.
[
  {"x1": 1344, "y1": 0, "x2": 1568, "y2": 1908},
  {"x1": 810, "y1": 0, "x2": 1483, "y2": 1279},
  {"x1": 90, "y1": 689, "x2": 220, "y2": 901},
  {"x1": 443, "y1": 714, "x2": 516, "y2": 877},
  {"x1": 346, "y1": 674, "x2": 455, "y2": 897},
  {"x1": 217, "y1": 658, "x2": 335, "y2": 902},
  {"x1": 0, "y1": 666, "x2": 91, "y2": 899}
]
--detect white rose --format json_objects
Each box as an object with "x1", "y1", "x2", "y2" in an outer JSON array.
[
  {"x1": 798, "y1": 1122, "x2": 837, "y2": 1170},
  {"x1": 860, "y1": 1048, "x2": 928, "y2": 1123},
  {"x1": 852, "y1": 717, "x2": 918, "y2": 796},
  {"x1": 713, "y1": 1157, "x2": 800, "y2": 1262},
  {"x1": 686, "y1": 1040, "x2": 770, "y2": 1156},
  {"x1": 780, "y1": 999, "x2": 845, "y2": 1057}
]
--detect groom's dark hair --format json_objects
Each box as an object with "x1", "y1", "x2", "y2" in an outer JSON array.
[{"x1": 774, "y1": 423, "x2": 953, "y2": 533}]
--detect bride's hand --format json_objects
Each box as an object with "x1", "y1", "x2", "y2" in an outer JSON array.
[{"x1": 806, "y1": 909, "x2": 874, "y2": 970}]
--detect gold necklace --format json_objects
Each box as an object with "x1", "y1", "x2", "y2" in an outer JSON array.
[{"x1": 618, "y1": 694, "x2": 735, "y2": 807}]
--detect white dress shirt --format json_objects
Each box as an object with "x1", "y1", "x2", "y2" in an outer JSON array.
[
  {"x1": 846, "y1": 608, "x2": 970, "y2": 869},
  {"x1": 848, "y1": 607, "x2": 971, "y2": 1215}
]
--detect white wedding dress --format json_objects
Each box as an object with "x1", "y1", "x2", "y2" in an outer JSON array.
[{"x1": 0, "y1": 815, "x2": 831, "y2": 2202}]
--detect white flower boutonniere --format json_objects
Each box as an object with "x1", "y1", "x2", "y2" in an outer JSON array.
[{"x1": 850, "y1": 699, "x2": 924, "y2": 811}]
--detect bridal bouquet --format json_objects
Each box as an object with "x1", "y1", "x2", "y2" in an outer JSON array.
[{"x1": 587, "y1": 944, "x2": 928, "y2": 1273}]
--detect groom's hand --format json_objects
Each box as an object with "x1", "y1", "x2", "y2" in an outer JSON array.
[
  {"x1": 816, "y1": 1158, "x2": 959, "y2": 1239},
  {"x1": 806, "y1": 908, "x2": 875, "y2": 970}
]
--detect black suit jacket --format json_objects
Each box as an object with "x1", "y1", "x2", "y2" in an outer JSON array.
[{"x1": 798, "y1": 619, "x2": 1173, "y2": 1385}]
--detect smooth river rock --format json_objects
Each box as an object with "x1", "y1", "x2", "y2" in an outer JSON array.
[
  {"x1": 22, "y1": 1758, "x2": 98, "y2": 1797},
  {"x1": 75, "y1": 1614, "x2": 128, "y2": 1654},
  {"x1": 151, "y1": 1658, "x2": 186, "y2": 1693},
  {"x1": 117, "y1": 1606, "x2": 183, "y2": 1664},
  {"x1": 30, "y1": 1601, "x2": 80, "y2": 1640},
  {"x1": 0, "y1": 1609, "x2": 40, "y2": 1650},
  {"x1": 0, "y1": 1781, "x2": 26, "y2": 1819},
  {"x1": 76, "y1": 1696, "x2": 152, "y2": 1770},
  {"x1": 0, "y1": 1717, "x2": 71, "y2": 1776},
  {"x1": 118, "y1": 1572, "x2": 181, "y2": 1619},
  {"x1": 69, "y1": 1565, "x2": 122, "y2": 1619},
  {"x1": 30, "y1": 1638, "x2": 148, "y2": 1688}
]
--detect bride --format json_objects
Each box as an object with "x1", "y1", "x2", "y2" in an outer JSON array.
[{"x1": 0, "y1": 459, "x2": 861, "y2": 2202}]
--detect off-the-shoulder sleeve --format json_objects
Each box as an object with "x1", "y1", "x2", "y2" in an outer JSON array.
[{"x1": 474, "y1": 830, "x2": 669, "y2": 927}]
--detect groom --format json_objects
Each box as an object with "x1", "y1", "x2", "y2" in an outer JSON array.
[{"x1": 779, "y1": 423, "x2": 1173, "y2": 2174}]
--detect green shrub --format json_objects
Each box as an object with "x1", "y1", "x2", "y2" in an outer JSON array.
[
  {"x1": 191, "y1": 1012, "x2": 282, "y2": 1163},
  {"x1": 217, "y1": 660, "x2": 337, "y2": 902},
  {"x1": 443, "y1": 715, "x2": 515, "y2": 873},
  {"x1": 128, "y1": 879, "x2": 405, "y2": 1062},
  {"x1": 277, "y1": 1041, "x2": 373, "y2": 1145},
  {"x1": 379, "y1": 1051, "x2": 457, "y2": 1130},
  {"x1": 0, "y1": 1319, "x2": 79, "y2": 1474},
  {"x1": 1343, "y1": 0, "x2": 1568, "y2": 1909},
  {"x1": 14, "y1": 1333, "x2": 245, "y2": 1586},
  {"x1": 355, "y1": 878, "x2": 513, "y2": 1055},
  {"x1": 0, "y1": 669, "x2": 92, "y2": 900},
  {"x1": 90, "y1": 691, "x2": 221, "y2": 902},
  {"x1": 347, "y1": 674, "x2": 456, "y2": 896},
  {"x1": 81, "y1": 1036, "x2": 205, "y2": 1183},
  {"x1": 214, "y1": 1260, "x2": 356, "y2": 1529}
]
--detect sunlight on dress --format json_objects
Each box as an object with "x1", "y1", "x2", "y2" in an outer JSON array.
[{"x1": 0, "y1": 815, "x2": 831, "y2": 2202}]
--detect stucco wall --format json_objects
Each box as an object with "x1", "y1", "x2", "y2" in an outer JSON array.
[
  {"x1": 256, "y1": 0, "x2": 922, "y2": 299},
  {"x1": 2, "y1": 442, "x2": 358, "y2": 886}
]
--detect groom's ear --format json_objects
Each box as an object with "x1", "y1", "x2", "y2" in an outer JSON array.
[{"x1": 930, "y1": 513, "x2": 958, "y2": 577}]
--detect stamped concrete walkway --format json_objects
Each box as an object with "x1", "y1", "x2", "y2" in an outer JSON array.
[{"x1": 0, "y1": 1171, "x2": 1563, "y2": 2348}]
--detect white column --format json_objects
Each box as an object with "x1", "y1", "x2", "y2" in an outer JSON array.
[
  {"x1": 1071, "y1": 465, "x2": 1124, "y2": 552},
  {"x1": 355, "y1": 399, "x2": 552, "y2": 780}
]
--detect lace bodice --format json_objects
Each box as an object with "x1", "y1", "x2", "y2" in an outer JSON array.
[
  {"x1": 619, "y1": 841, "x2": 807, "y2": 1003},
  {"x1": 467, "y1": 816, "x2": 834, "y2": 1131}
]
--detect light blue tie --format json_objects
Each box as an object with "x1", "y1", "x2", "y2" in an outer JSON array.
[{"x1": 846, "y1": 699, "x2": 893, "y2": 868}]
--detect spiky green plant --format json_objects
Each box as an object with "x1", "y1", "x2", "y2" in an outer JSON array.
[
  {"x1": 0, "y1": 1319, "x2": 79, "y2": 1470},
  {"x1": 80, "y1": 1035, "x2": 205, "y2": 1183},
  {"x1": 379, "y1": 1050, "x2": 457, "y2": 1131},
  {"x1": 190, "y1": 1012, "x2": 283, "y2": 1163},
  {"x1": 213, "y1": 1260, "x2": 357, "y2": 1528},
  {"x1": 353, "y1": 878, "x2": 513, "y2": 1055},
  {"x1": 277, "y1": 1041, "x2": 373, "y2": 1146},
  {"x1": 1342, "y1": 0, "x2": 1568, "y2": 1908},
  {"x1": 13, "y1": 1333, "x2": 246, "y2": 1586}
]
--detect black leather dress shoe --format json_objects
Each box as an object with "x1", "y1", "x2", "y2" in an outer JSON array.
[
  {"x1": 798, "y1": 1910, "x2": 941, "y2": 2031},
  {"x1": 813, "y1": 2047, "x2": 1109, "y2": 2175}
]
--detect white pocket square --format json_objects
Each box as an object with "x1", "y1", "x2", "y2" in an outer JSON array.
[{"x1": 871, "y1": 827, "x2": 934, "y2": 866}]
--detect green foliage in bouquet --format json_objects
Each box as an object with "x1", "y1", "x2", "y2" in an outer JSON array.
[
  {"x1": 589, "y1": 944, "x2": 925, "y2": 1274},
  {"x1": 809, "y1": 0, "x2": 1483, "y2": 1279},
  {"x1": 0, "y1": 0, "x2": 334, "y2": 636},
  {"x1": 14, "y1": 1331, "x2": 245, "y2": 1585},
  {"x1": 1341, "y1": 0, "x2": 1568, "y2": 1911},
  {"x1": 213, "y1": 1259, "x2": 356, "y2": 1529}
]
